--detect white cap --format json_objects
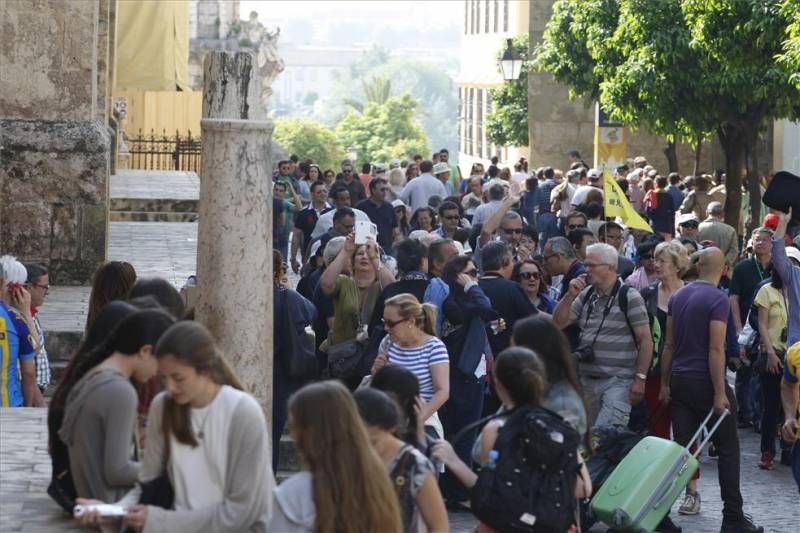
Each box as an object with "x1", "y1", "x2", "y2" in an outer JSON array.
[
  {"x1": 587, "y1": 168, "x2": 601, "y2": 179},
  {"x1": 392, "y1": 199, "x2": 407, "y2": 209},
  {"x1": 628, "y1": 168, "x2": 643, "y2": 182},
  {"x1": 786, "y1": 246, "x2": 800, "y2": 264},
  {"x1": 433, "y1": 162, "x2": 450, "y2": 175},
  {"x1": 677, "y1": 213, "x2": 699, "y2": 225}
]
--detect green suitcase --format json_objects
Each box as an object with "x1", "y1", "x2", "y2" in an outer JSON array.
[{"x1": 591, "y1": 409, "x2": 729, "y2": 532}]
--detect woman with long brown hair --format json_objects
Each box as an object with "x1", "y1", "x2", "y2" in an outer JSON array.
[
  {"x1": 270, "y1": 381, "x2": 403, "y2": 533},
  {"x1": 75, "y1": 321, "x2": 274, "y2": 532},
  {"x1": 85, "y1": 261, "x2": 137, "y2": 334}
]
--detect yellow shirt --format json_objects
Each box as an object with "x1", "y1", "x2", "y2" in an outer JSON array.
[
  {"x1": 753, "y1": 284, "x2": 788, "y2": 353},
  {"x1": 785, "y1": 342, "x2": 800, "y2": 439}
]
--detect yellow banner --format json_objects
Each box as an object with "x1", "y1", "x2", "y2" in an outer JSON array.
[
  {"x1": 116, "y1": 0, "x2": 190, "y2": 91},
  {"x1": 603, "y1": 174, "x2": 653, "y2": 233}
]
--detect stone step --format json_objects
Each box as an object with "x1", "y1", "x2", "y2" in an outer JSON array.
[
  {"x1": 45, "y1": 330, "x2": 82, "y2": 362},
  {"x1": 110, "y1": 211, "x2": 198, "y2": 223},
  {"x1": 110, "y1": 197, "x2": 199, "y2": 214}
]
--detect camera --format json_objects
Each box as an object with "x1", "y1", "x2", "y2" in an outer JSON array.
[{"x1": 573, "y1": 345, "x2": 596, "y2": 363}]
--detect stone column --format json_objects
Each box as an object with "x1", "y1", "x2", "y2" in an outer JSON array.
[{"x1": 195, "y1": 51, "x2": 274, "y2": 413}]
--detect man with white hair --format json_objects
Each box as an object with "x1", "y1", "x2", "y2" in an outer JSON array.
[
  {"x1": 698, "y1": 201, "x2": 739, "y2": 268},
  {"x1": 0, "y1": 256, "x2": 43, "y2": 407},
  {"x1": 553, "y1": 243, "x2": 653, "y2": 429}
]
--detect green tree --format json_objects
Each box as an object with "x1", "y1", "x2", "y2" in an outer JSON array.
[
  {"x1": 534, "y1": 0, "x2": 800, "y2": 231},
  {"x1": 780, "y1": 0, "x2": 800, "y2": 88},
  {"x1": 335, "y1": 94, "x2": 429, "y2": 164},
  {"x1": 343, "y1": 77, "x2": 393, "y2": 113},
  {"x1": 273, "y1": 118, "x2": 344, "y2": 171},
  {"x1": 486, "y1": 35, "x2": 530, "y2": 147}
]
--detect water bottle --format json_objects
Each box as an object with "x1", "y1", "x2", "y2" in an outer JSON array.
[{"x1": 486, "y1": 449, "x2": 499, "y2": 469}]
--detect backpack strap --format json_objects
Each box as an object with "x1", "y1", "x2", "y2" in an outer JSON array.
[
  {"x1": 618, "y1": 283, "x2": 638, "y2": 348},
  {"x1": 450, "y1": 407, "x2": 521, "y2": 446}
]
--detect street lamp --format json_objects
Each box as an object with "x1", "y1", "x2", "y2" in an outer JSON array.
[{"x1": 499, "y1": 38, "x2": 523, "y2": 81}]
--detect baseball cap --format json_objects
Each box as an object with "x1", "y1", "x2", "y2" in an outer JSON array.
[
  {"x1": 677, "y1": 213, "x2": 700, "y2": 226},
  {"x1": 587, "y1": 168, "x2": 601, "y2": 180},
  {"x1": 786, "y1": 246, "x2": 800, "y2": 264},
  {"x1": 392, "y1": 199, "x2": 407, "y2": 209}
]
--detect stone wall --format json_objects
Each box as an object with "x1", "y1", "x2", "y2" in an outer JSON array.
[
  {"x1": 0, "y1": 0, "x2": 112, "y2": 284},
  {"x1": 527, "y1": 0, "x2": 712, "y2": 174}
]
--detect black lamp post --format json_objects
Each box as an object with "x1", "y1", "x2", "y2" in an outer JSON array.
[{"x1": 499, "y1": 38, "x2": 523, "y2": 81}]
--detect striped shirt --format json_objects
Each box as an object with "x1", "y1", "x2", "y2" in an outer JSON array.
[
  {"x1": 569, "y1": 284, "x2": 648, "y2": 379},
  {"x1": 387, "y1": 337, "x2": 449, "y2": 401}
]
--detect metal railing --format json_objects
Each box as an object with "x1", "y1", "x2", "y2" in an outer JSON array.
[{"x1": 128, "y1": 129, "x2": 202, "y2": 173}]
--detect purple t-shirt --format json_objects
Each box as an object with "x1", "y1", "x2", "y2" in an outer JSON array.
[{"x1": 668, "y1": 281, "x2": 729, "y2": 379}]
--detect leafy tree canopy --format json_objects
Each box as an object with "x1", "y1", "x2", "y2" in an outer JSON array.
[
  {"x1": 335, "y1": 93, "x2": 429, "y2": 164},
  {"x1": 273, "y1": 118, "x2": 345, "y2": 171},
  {"x1": 486, "y1": 34, "x2": 530, "y2": 147},
  {"x1": 534, "y1": 0, "x2": 800, "y2": 230}
]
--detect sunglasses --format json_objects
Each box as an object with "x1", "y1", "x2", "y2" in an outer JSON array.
[
  {"x1": 567, "y1": 224, "x2": 587, "y2": 230},
  {"x1": 462, "y1": 268, "x2": 478, "y2": 277},
  {"x1": 503, "y1": 228, "x2": 523, "y2": 234},
  {"x1": 382, "y1": 317, "x2": 408, "y2": 329},
  {"x1": 519, "y1": 271, "x2": 540, "y2": 281}
]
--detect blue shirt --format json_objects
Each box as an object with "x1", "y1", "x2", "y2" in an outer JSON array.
[
  {"x1": 533, "y1": 179, "x2": 558, "y2": 214},
  {"x1": 0, "y1": 302, "x2": 35, "y2": 407},
  {"x1": 772, "y1": 238, "x2": 800, "y2": 345},
  {"x1": 666, "y1": 185, "x2": 685, "y2": 208},
  {"x1": 423, "y1": 277, "x2": 450, "y2": 336}
]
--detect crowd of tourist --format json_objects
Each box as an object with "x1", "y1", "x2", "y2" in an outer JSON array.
[{"x1": 1, "y1": 148, "x2": 799, "y2": 533}]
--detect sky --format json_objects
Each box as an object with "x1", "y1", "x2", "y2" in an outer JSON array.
[{"x1": 240, "y1": 0, "x2": 462, "y2": 25}]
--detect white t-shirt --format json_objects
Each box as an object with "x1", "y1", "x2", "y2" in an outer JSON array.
[
  {"x1": 399, "y1": 174, "x2": 448, "y2": 214},
  {"x1": 571, "y1": 184, "x2": 603, "y2": 206},
  {"x1": 170, "y1": 386, "x2": 253, "y2": 511},
  {"x1": 310, "y1": 208, "x2": 371, "y2": 239}
]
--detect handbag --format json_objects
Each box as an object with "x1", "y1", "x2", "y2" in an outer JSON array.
[
  {"x1": 327, "y1": 283, "x2": 379, "y2": 380},
  {"x1": 47, "y1": 469, "x2": 77, "y2": 513},
  {"x1": 122, "y1": 470, "x2": 174, "y2": 533},
  {"x1": 277, "y1": 288, "x2": 318, "y2": 382}
]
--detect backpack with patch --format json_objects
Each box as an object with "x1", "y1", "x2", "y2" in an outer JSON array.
[{"x1": 467, "y1": 407, "x2": 581, "y2": 532}]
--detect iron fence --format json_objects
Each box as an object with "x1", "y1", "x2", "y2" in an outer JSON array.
[{"x1": 128, "y1": 129, "x2": 202, "y2": 173}]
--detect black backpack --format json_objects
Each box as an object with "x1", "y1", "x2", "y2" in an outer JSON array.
[{"x1": 465, "y1": 407, "x2": 581, "y2": 532}]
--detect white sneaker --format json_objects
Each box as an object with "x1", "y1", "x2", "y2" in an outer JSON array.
[{"x1": 678, "y1": 490, "x2": 701, "y2": 515}]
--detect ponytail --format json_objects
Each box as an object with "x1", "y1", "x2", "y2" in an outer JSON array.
[
  {"x1": 420, "y1": 303, "x2": 437, "y2": 336},
  {"x1": 494, "y1": 347, "x2": 547, "y2": 407}
]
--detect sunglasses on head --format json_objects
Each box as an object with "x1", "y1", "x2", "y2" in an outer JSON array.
[{"x1": 519, "y1": 271, "x2": 540, "y2": 280}]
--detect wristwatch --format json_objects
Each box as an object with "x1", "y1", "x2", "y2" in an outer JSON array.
[{"x1": 635, "y1": 372, "x2": 647, "y2": 381}]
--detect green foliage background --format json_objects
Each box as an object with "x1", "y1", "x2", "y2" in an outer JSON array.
[
  {"x1": 486, "y1": 34, "x2": 530, "y2": 147},
  {"x1": 273, "y1": 118, "x2": 345, "y2": 171}
]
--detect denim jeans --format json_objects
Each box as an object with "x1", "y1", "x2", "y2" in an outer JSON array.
[
  {"x1": 580, "y1": 375, "x2": 633, "y2": 430},
  {"x1": 439, "y1": 371, "x2": 485, "y2": 502},
  {"x1": 735, "y1": 364, "x2": 760, "y2": 423}
]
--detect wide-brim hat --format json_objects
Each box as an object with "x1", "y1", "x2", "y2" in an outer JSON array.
[
  {"x1": 763, "y1": 171, "x2": 800, "y2": 222},
  {"x1": 433, "y1": 162, "x2": 450, "y2": 175}
]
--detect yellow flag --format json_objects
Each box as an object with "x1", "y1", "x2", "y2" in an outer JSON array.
[{"x1": 603, "y1": 174, "x2": 653, "y2": 233}]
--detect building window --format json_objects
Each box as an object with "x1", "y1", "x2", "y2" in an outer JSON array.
[
  {"x1": 474, "y1": 0, "x2": 480, "y2": 34},
  {"x1": 467, "y1": 88, "x2": 474, "y2": 156},
  {"x1": 503, "y1": 0, "x2": 509, "y2": 32},
  {"x1": 464, "y1": 0, "x2": 469, "y2": 34},
  {"x1": 494, "y1": 0, "x2": 499, "y2": 33},
  {"x1": 484, "y1": 0, "x2": 490, "y2": 33},
  {"x1": 477, "y1": 89, "x2": 484, "y2": 159},
  {"x1": 459, "y1": 87, "x2": 465, "y2": 153}
]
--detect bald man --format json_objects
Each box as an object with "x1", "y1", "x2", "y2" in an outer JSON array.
[{"x1": 659, "y1": 248, "x2": 763, "y2": 532}]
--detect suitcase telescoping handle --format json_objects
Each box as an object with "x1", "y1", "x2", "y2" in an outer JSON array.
[{"x1": 686, "y1": 408, "x2": 729, "y2": 458}]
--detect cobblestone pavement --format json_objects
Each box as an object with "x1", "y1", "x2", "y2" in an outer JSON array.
[
  {"x1": 110, "y1": 170, "x2": 199, "y2": 200},
  {"x1": 2, "y1": 409, "x2": 796, "y2": 532}
]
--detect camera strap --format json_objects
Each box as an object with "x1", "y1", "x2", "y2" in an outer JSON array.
[{"x1": 582, "y1": 279, "x2": 621, "y2": 348}]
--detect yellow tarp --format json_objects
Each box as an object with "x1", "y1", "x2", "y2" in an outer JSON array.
[{"x1": 116, "y1": 1, "x2": 189, "y2": 91}]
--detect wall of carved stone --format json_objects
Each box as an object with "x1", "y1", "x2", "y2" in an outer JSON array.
[{"x1": 0, "y1": 0, "x2": 113, "y2": 284}]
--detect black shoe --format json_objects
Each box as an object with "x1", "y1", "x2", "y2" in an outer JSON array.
[
  {"x1": 753, "y1": 420, "x2": 761, "y2": 434},
  {"x1": 655, "y1": 514, "x2": 682, "y2": 532},
  {"x1": 736, "y1": 418, "x2": 752, "y2": 429},
  {"x1": 719, "y1": 514, "x2": 764, "y2": 533}
]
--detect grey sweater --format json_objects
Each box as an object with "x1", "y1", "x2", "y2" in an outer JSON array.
[
  {"x1": 118, "y1": 390, "x2": 274, "y2": 533},
  {"x1": 58, "y1": 368, "x2": 140, "y2": 502}
]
